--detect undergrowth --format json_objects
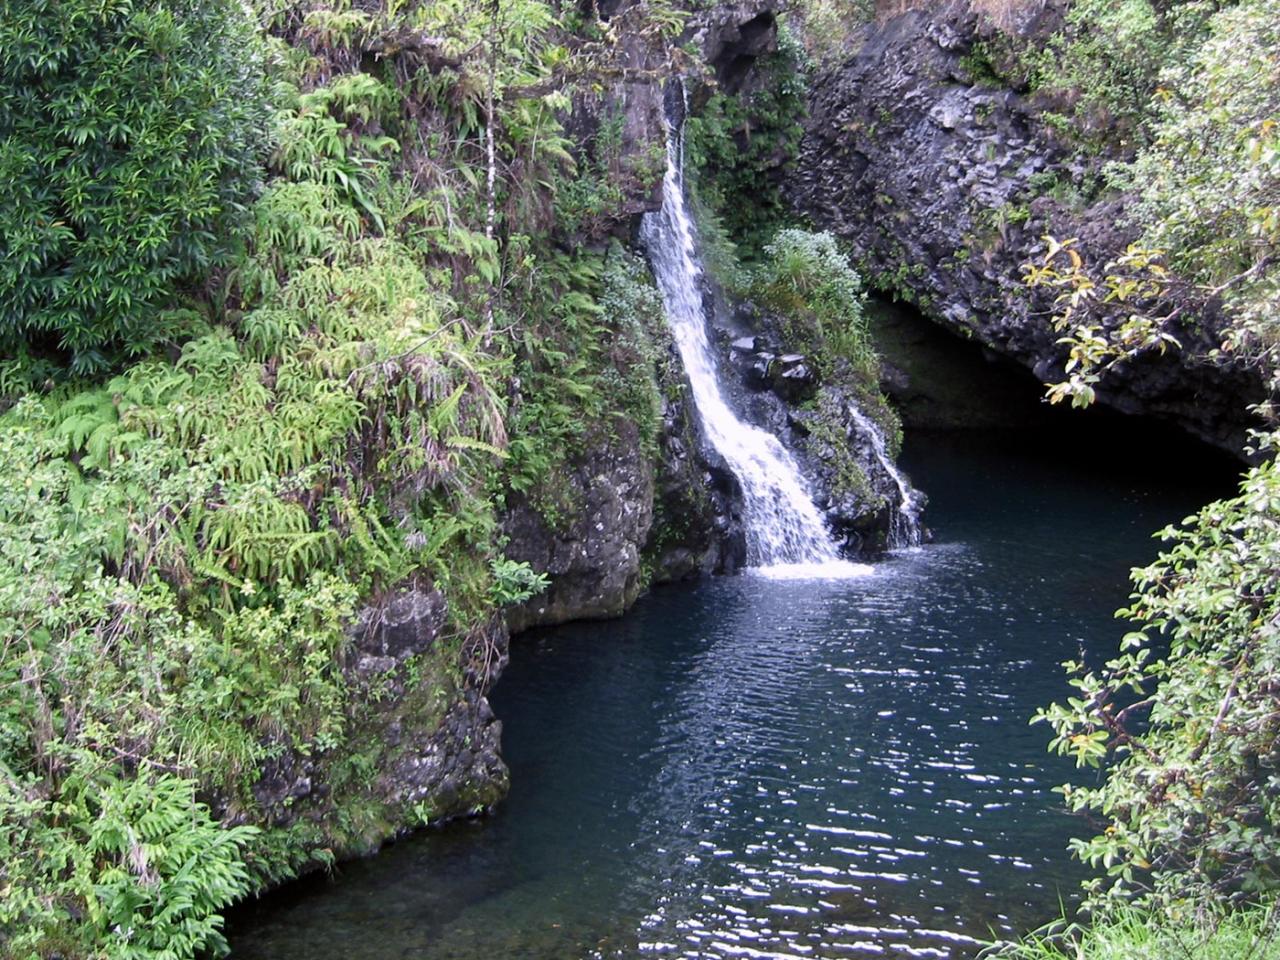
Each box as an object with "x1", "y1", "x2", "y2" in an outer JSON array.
[
  {"x1": 683, "y1": 22, "x2": 809, "y2": 262},
  {"x1": 0, "y1": 40, "x2": 517, "y2": 957},
  {"x1": 991, "y1": 900, "x2": 1280, "y2": 960},
  {"x1": 0, "y1": 0, "x2": 685, "y2": 954}
]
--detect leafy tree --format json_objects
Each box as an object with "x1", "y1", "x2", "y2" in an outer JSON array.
[
  {"x1": 1020, "y1": 0, "x2": 1277, "y2": 406},
  {"x1": 1036, "y1": 434, "x2": 1280, "y2": 908},
  {"x1": 1027, "y1": 0, "x2": 1219, "y2": 152},
  {"x1": 1022, "y1": 237, "x2": 1182, "y2": 408},
  {"x1": 1023, "y1": 6, "x2": 1280, "y2": 914},
  {"x1": 0, "y1": 0, "x2": 269, "y2": 373},
  {"x1": 1121, "y1": 0, "x2": 1280, "y2": 387}
]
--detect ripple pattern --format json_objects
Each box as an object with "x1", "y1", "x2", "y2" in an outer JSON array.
[{"x1": 227, "y1": 434, "x2": 1229, "y2": 960}]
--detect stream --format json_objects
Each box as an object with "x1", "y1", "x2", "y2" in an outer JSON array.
[{"x1": 229, "y1": 427, "x2": 1232, "y2": 959}]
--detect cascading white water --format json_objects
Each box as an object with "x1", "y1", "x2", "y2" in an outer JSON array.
[
  {"x1": 845, "y1": 404, "x2": 924, "y2": 548},
  {"x1": 640, "y1": 129, "x2": 870, "y2": 579}
]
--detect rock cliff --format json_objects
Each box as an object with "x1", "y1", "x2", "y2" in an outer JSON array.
[
  {"x1": 503, "y1": 411, "x2": 745, "y2": 633},
  {"x1": 239, "y1": 579, "x2": 510, "y2": 849},
  {"x1": 792, "y1": 2, "x2": 1264, "y2": 453}
]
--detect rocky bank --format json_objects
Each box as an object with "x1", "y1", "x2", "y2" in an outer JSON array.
[{"x1": 792, "y1": 0, "x2": 1265, "y2": 453}]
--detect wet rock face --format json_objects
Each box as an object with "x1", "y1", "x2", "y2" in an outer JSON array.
[
  {"x1": 561, "y1": 0, "x2": 782, "y2": 238},
  {"x1": 251, "y1": 580, "x2": 509, "y2": 841},
  {"x1": 503, "y1": 403, "x2": 746, "y2": 633},
  {"x1": 791, "y1": 383, "x2": 919, "y2": 556},
  {"x1": 502, "y1": 0, "x2": 781, "y2": 627},
  {"x1": 649, "y1": 384, "x2": 749, "y2": 582},
  {"x1": 731, "y1": 336, "x2": 820, "y2": 402},
  {"x1": 693, "y1": 1, "x2": 778, "y2": 94},
  {"x1": 792, "y1": 2, "x2": 1263, "y2": 453},
  {"x1": 380, "y1": 680, "x2": 508, "y2": 821},
  {"x1": 353, "y1": 585, "x2": 509, "y2": 821},
  {"x1": 721, "y1": 304, "x2": 923, "y2": 557},
  {"x1": 503, "y1": 421, "x2": 657, "y2": 632},
  {"x1": 560, "y1": 5, "x2": 668, "y2": 232}
]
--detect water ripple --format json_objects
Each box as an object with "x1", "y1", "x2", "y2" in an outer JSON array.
[{"x1": 228, "y1": 435, "x2": 1229, "y2": 960}]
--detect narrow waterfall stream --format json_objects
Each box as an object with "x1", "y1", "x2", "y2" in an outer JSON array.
[
  {"x1": 640, "y1": 123, "x2": 922, "y2": 565},
  {"x1": 639, "y1": 130, "x2": 872, "y2": 576},
  {"x1": 846, "y1": 404, "x2": 924, "y2": 548}
]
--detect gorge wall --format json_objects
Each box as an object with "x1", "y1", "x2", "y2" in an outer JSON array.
[
  {"x1": 503, "y1": 0, "x2": 920, "y2": 630},
  {"x1": 791, "y1": 1, "x2": 1265, "y2": 454}
]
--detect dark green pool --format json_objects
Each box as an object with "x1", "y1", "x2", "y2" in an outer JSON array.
[{"x1": 229, "y1": 428, "x2": 1233, "y2": 959}]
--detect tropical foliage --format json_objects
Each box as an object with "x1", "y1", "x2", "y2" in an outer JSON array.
[
  {"x1": 1017, "y1": 0, "x2": 1280, "y2": 945},
  {"x1": 1022, "y1": 238, "x2": 1181, "y2": 408},
  {"x1": 1026, "y1": 0, "x2": 1219, "y2": 151},
  {"x1": 683, "y1": 24, "x2": 808, "y2": 260},
  {"x1": 0, "y1": 0, "x2": 683, "y2": 954},
  {"x1": 1122, "y1": 0, "x2": 1280, "y2": 389},
  {"x1": 0, "y1": 52, "x2": 514, "y2": 960},
  {"x1": 0, "y1": 0, "x2": 269, "y2": 373},
  {"x1": 1036, "y1": 437, "x2": 1280, "y2": 907},
  {"x1": 5, "y1": 0, "x2": 1275, "y2": 956}
]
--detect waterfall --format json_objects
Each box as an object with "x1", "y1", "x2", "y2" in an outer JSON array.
[
  {"x1": 845, "y1": 404, "x2": 924, "y2": 548},
  {"x1": 640, "y1": 127, "x2": 870, "y2": 579}
]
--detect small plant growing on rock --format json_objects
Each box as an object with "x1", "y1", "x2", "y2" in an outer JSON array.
[
  {"x1": 1022, "y1": 236, "x2": 1181, "y2": 408},
  {"x1": 752, "y1": 228, "x2": 876, "y2": 382}
]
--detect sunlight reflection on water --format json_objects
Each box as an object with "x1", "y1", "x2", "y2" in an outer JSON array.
[{"x1": 228, "y1": 433, "x2": 1232, "y2": 960}]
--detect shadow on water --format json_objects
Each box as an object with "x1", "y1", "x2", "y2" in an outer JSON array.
[{"x1": 227, "y1": 422, "x2": 1239, "y2": 959}]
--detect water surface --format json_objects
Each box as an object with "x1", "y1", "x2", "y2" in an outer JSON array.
[{"x1": 229, "y1": 429, "x2": 1233, "y2": 959}]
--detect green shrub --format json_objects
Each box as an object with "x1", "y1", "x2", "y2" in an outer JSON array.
[
  {"x1": 789, "y1": 0, "x2": 876, "y2": 64},
  {"x1": 1, "y1": 770, "x2": 257, "y2": 960},
  {"x1": 684, "y1": 23, "x2": 809, "y2": 259},
  {"x1": 0, "y1": 0, "x2": 685, "y2": 954},
  {"x1": 1036, "y1": 432, "x2": 1280, "y2": 907},
  {"x1": 1028, "y1": 0, "x2": 1218, "y2": 152},
  {"x1": 0, "y1": 60, "x2": 514, "y2": 958},
  {"x1": 752, "y1": 228, "x2": 876, "y2": 381},
  {"x1": 1120, "y1": 0, "x2": 1280, "y2": 380},
  {"x1": 0, "y1": 0, "x2": 269, "y2": 373},
  {"x1": 596, "y1": 243, "x2": 670, "y2": 454},
  {"x1": 1024, "y1": 8, "x2": 1280, "y2": 901}
]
